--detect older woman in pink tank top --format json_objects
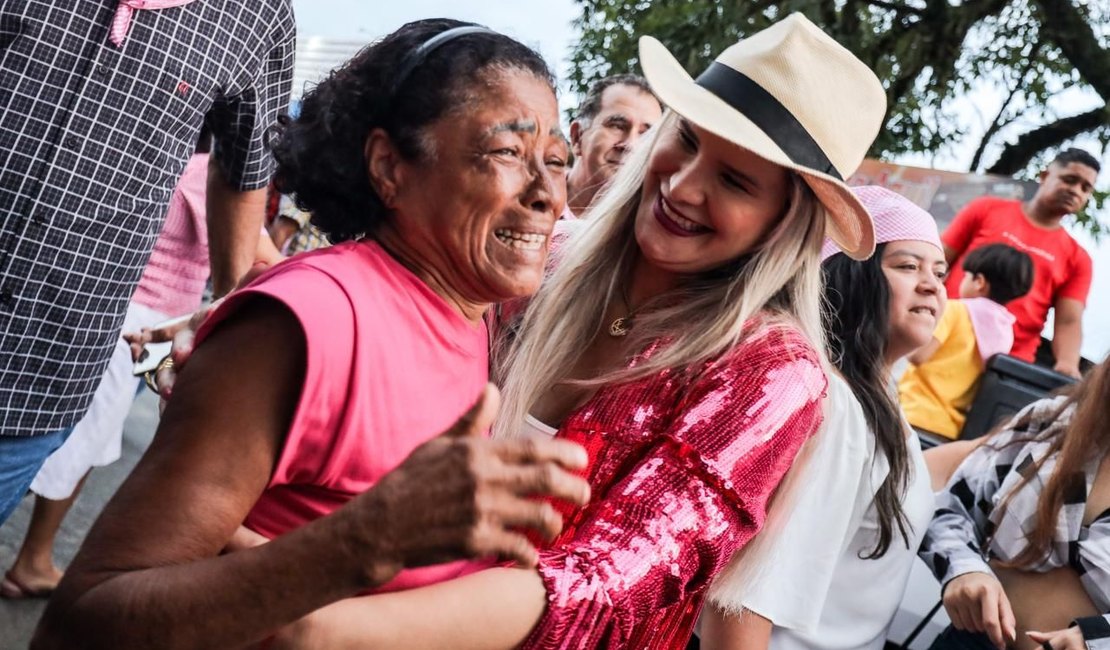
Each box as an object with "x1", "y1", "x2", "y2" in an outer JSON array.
[{"x1": 35, "y1": 20, "x2": 590, "y2": 649}]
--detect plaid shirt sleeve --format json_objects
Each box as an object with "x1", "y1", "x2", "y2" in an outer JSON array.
[
  {"x1": 918, "y1": 400, "x2": 1060, "y2": 587},
  {"x1": 1075, "y1": 506, "x2": 1110, "y2": 646},
  {"x1": 208, "y1": 15, "x2": 295, "y2": 191},
  {"x1": 1075, "y1": 616, "x2": 1110, "y2": 649},
  {"x1": 920, "y1": 395, "x2": 1110, "y2": 647},
  {"x1": 919, "y1": 436, "x2": 1006, "y2": 586}
]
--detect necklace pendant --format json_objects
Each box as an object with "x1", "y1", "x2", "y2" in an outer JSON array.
[{"x1": 609, "y1": 317, "x2": 630, "y2": 337}]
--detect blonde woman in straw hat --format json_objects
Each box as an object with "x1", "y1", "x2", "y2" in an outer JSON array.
[{"x1": 268, "y1": 13, "x2": 886, "y2": 649}]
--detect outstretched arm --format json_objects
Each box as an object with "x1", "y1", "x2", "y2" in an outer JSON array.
[
  {"x1": 34, "y1": 298, "x2": 590, "y2": 650},
  {"x1": 273, "y1": 428, "x2": 788, "y2": 650},
  {"x1": 33, "y1": 298, "x2": 341, "y2": 649},
  {"x1": 272, "y1": 332, "x2": 826, "y2": 649},
  {"x1": 272, "y1": 568, "x2": 546, "y2": 650}
]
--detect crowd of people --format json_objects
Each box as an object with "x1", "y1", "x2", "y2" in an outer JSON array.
[{"x1": 0, "y1": 3, "x2": 1106, "y2": 650}]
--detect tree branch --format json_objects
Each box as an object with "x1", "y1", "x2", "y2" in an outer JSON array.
[
  {"x1": 986, "y1": 105, "x2": 1110, "y2": 175},
  {"x1": 863, "y1": 0, "x2": 925, "y2": 17},
  {"x1": 970, "y1": 40, "x2": 1044, "y2": 172},
  {"x1": 1032, "y1": 0, "x2": 1110, "y2": 100}
]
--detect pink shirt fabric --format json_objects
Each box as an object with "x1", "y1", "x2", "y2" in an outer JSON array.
[
  {"x1": 963, "y1": 297, "x2": 1017, "y2": 363},
  {"x1": 195, "y1": 239, "x2": 492, "y2": 593},
  {"x1": 131, "y1": 153, "x2": 210, "y2": 317}
]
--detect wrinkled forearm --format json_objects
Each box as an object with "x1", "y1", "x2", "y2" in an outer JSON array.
[{"x1": 33, "y1": 496, "x2": 395, "y2": 650}]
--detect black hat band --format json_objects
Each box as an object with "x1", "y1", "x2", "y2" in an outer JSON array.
[{"x1": 695, "y1": 62, "x2": 842, "y2": 181}]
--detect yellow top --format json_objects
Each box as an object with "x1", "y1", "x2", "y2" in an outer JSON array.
[{"x1": 898, "y1": 301, "x2": 982, "y2": 439}]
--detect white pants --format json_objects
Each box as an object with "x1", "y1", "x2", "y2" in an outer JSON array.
[{"x1": 30, "y1": 302, "x2": 169, "y2": 500}]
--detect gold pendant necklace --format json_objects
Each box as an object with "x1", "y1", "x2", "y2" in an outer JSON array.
[
  {"x1": 608, "y1": 285, "x2": 636, "y2": 338},
  {"x1": 609, "y1": 316, "x2": 630, "y2": 337}
]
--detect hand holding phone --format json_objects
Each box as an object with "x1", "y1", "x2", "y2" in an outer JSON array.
[
  {"x1": 132, "y1": 340, "x2": 174, "y2": 376},
  {"x1": 127, "y1": 313, "x2": 197, "y2": 377}
]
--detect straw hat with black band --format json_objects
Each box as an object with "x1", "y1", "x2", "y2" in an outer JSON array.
[{"x1": 639, "y1": 13, "x2": 886, "y2": 260}]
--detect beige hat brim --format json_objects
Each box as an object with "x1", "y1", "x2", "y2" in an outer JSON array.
[{"x1": 639, "y1": 36, "x2": 875, "y2": 261}]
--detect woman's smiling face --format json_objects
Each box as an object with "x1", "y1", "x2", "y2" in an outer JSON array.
[
  {"x1": 386, "y1": 68, "x2": 569, "y2": 306},
  {"x1": 881, "y1": 239, "x2": 948, "y2": 361},
  {"x1": 633, "y1": 117, "x2": 790, "y2": 276}
]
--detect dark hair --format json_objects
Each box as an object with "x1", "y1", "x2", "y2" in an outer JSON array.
[
  {"x1": 961, "y1": 243, "x2": 1034, "y2": 304},
  {"x1": 575, "y1": 74, "x2": 660, "y2": 126},
  {"x1": 269, "y1": 19, "x2": 555, "y2": 242},
  {"x1": 1051, "y1": 147, "x2": 1100, "y2": 174},
  {"x1": 822, "y1": 242, "x2": 912, "y2": 559}
]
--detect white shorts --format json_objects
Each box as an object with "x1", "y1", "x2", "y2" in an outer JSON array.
[{"x1": 30, "y1": 302, "x2": 170, "y2": 500}]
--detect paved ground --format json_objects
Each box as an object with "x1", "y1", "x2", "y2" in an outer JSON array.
[{"x1": 0, "y1": 391, "x2": 159, "y2": 650}]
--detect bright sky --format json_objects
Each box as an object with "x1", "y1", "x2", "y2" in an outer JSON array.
[
  {"x1": 291, "y1": 0, "x2": 1109, "y2": 361},
  {"x1": 291, "y1": 0, "x2": 581, "y2": 109}
]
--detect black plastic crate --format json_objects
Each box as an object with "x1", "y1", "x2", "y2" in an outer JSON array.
[{"x1": 959, "y1": 354, "x2": 1076, "y2": 440}]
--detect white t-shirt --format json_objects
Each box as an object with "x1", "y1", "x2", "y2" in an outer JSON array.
[
  {"x1": 521, "y1": 413, "x2": 558, "y2": 439},
  {"x1": 708, "y1": 373, "x2": 935, "y2": 650}
]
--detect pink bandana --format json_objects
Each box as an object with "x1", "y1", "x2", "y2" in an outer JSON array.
[
  {"x1": 822, "y1": 186, "x2": 943, "y2": 261},
  {"x1": 109, "y1": 0, "x2": 197, "y2": 47}
]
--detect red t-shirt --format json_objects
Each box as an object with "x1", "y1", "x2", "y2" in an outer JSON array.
[{"x1": 942, "y1": 197, "x2": 1092, "y2": 361}]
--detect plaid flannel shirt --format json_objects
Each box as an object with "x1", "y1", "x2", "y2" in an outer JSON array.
[
  {"x1": 920, "y1": 396, "x2": 1110, "y2": 648},
  {"x1": 0, "y1": 0, "x2": 294, "y2": 436}
]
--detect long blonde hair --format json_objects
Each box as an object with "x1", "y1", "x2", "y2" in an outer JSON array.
[{"x1": 493, "y1": 111, "x2": 829, "y2": 439}]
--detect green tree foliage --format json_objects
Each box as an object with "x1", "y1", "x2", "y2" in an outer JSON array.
[{"x1": 567, "y1": 0, "x2": 1109, "y2": 236}]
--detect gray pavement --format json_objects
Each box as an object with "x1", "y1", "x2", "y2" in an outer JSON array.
[{"x1": 0, "y1": 391, "x2": 159, "y2": 650}]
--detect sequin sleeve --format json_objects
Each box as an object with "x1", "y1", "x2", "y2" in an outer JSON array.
[{"x1": 522, "y1": 327, "x2": 827, "y2": 648}]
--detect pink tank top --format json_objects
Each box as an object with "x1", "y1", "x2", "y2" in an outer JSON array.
[{"x1": 196, "y1": 239, "x2": 491, "y2": 592}]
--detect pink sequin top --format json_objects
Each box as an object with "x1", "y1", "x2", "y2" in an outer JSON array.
[{"x1": 522, "y1": 323, "x2": 827, "y2": 649}]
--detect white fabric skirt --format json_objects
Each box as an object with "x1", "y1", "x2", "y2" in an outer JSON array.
[{"x1": 30, "y1": 302, "x2": 169, "y2": 500}]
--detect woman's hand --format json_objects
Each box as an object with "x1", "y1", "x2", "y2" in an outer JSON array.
[
  {"x1": 123, "y1": 261, "x2": 274, "y2": 401},
  {"x1": 944, "y1": 571, "x2": 1017, "y2": 649},
  {"x1": 124, "y1": 304, "x2": 215, "y2": 401},
  {"x1": 1027, "y1": 627, "x2": 1086, "y2": 650}
]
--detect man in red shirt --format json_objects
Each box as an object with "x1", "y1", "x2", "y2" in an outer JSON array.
[{"x1": 942, "y1": 148, "x2": 1099, "y2": 378}]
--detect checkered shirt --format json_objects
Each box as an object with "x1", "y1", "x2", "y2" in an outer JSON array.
[
  {"x1": 920, "y1": 396, "x2": 1110, "y2": 647},
  {"x1": 0, "y1": 0, "x2": 295, "y2": 436}
]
